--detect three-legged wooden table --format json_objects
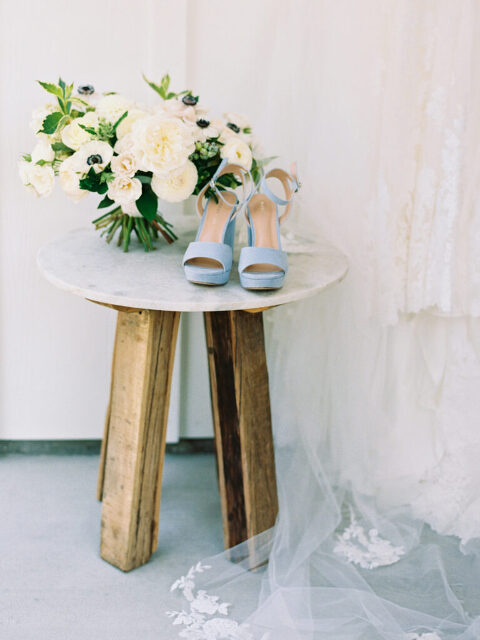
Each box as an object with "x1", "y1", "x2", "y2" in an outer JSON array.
[{"x1": 37, "y1": 227, "x2": 348, "y2": 572}]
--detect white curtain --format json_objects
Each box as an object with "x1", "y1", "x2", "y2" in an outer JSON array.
[{"x1": 163, "y1": 2, "x2": 480, "y2": 638}]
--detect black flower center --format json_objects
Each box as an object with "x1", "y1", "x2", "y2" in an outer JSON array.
[
  {"x1": 87, "y1": 154, "x2": 102, "y2": 165},
  {"x1": 226, "y1": 122, "x2": 240, "y2": 133},
  {"x1": 78, "y1": 84, "x2": 95, "y2": 95},
  {"x1": 182, "y1": 94, "x2": 198, "y2": 106},
  {"x1": 196, "y1": 119, "x2": 210, "y2": 129}
]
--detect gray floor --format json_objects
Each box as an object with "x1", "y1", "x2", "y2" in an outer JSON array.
[{"x1": 0, "y1": 453, "x2": 223, "y2": 640}]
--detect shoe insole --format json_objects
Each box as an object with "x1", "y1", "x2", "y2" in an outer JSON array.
[
  {"x1": 186, "y1": 192, "x2": 237, "y2": 269},
  {"x1": 245, "y1": 194, "x2": 282, "y2": 273}
]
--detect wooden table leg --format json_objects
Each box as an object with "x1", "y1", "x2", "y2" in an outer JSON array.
[
  {"x1": 99, "y1": 309, "x2": 180, "y2": 571},
  {"x1": 204, "y1": 310, "x2": 279, "y2": 552}
]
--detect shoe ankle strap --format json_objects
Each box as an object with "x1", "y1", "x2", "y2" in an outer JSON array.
[
  {"x1": 196, "y1": 158, "x2": 254, "y2": 217},
  {"x1": 259, "y1": 163, "x2": 300, "y2": 223}
]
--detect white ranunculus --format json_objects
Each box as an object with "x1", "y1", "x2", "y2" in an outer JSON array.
[
  {"x1": 30, "y1": 103, "x2": 57, "y2": 133},
  {"x1": 131, "y1": 114, "x2": 195, "y2": 174},
  {"x1": 151, "y1": 160, "x2": 198, "y2": 203},
  {"x1": 107, "y1": 176, "x2": 142, "y2": 207},
  {"x1": 111, "y1": 152, "x2": 137, "y2": 178},
  {"x1": 58, "y1": 156, "x2": 87, "y2": 202},
  {"x1": 31, "y1": 139, "x2": 54, "y2": 163},
  {"x1": 96, "y1": 94, "x2": 132, "y2": 124},
  {"x1": 223, "y1": 112, "x2": 250, "y2": 130},
  {"x1": 221, "y1": 139, "x2": 253, "y2": 170},
  {"x1": 71, "y1": 140, "x2": 114, "y2": 174},
  {"x1": 61, "y1": 121, "x2": 92, "y2": 151},
  {"x1": 116, "y1": 108, "x2": 148, "y2": 139},
  {"x1": 19, "y1": 161, "x2": 55, "y2": 198}
]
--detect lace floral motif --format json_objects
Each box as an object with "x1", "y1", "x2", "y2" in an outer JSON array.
[
  {"x1": 167, "y1": 563, "x2": 269, "y2": 640},
  {"x1": 333, "y1": 509, "x2": 405, "y2": 569}
]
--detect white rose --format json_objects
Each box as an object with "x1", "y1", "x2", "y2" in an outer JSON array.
[
  {"x1": 71, "y1": 140, "x2": 114, "y2": 174},
  {"x1": 96, "y1": 94, "x2": 132, "y2": 124},
  {"x1": 61, "y1": 121, "x2": 92, "y2": 151},
  {"x1": 116, "y1": 109, "x2": 148, "y2": 139},
  {"x1": 223, "y1": 112, "x2": 250, "y2": 130},
  {"x1": 19, "y1": 161, "x2": 54, "y2": 198},
  {"x1": 221, "y1": 139, "x2": 253, "y2": 170},
  {"x1": 151, "y1": 160, "x2": 198, "y2": 203},
  {"x1": 107, "y1": 176, "x2": 142, "y2": 207},
  {"x1": 114, "y1": 132, "x2": 135, "y2": 154},
  {"x1": 31, "y1": 139, "x2": 54, "y2": 163},
  {"x1": 131, "y1": 114, "x2": 195, "y2": 174},
  {"x1": 58, "y1": 156, "x2": 87, "y2": 202},
  {"x1": 30, "y1": 103, "x2": 57, "y2": 133},
  {"x1": 111, "y1": 152, "x2": 137, "y2": 178}
]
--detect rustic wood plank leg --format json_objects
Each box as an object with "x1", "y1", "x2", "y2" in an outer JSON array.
[
  {"x1": 97, "y1": 315, "x2": 120, "y2": 501},
  {"x1": 100, "y1": 309, "x2": 180, "y2": 571},
  {"x1": 204, "y1": 310, "x2": 278, "y2": 553}
]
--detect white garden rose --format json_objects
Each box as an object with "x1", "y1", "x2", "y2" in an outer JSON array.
[
  {"x1": 19, "y1": 161, "x2": 54, "y2": 197},
  {"x1": 151, "y1": 160, "x2": 198, "y2": 203},
  {"x1": 58, "y1": 156, "x2": 87, "y2": 202},
  {"x1": 114, "y1": 132, "x2": 135, "y2": 154},
  {"x1": 31, "y1": 139, "x2": 54, "y2": 163},
  {"x1": 61, "y1": 121, "x2": 92, "y2": 150},
  {"x1": 111, "y1": 152, "x2": 137, "y2": 178},
  {"x1": 116, "y1": 109, "x2": 148, "y2": 139},
  {"x1": 131, "y1": 114, "x2": 195, "y2": 174},
  {"x1": 71, "y1": 140, "x2": 114, "y2": 174},
  {"x1": 95, "y1": 94, "x2": 132, "y2": 124},
  {"x1": 107, "y1": 176, "x2": 142, "y2": 206},
  {"x1": 221, "y1": 139, "x2": 253, "y2": 170}
]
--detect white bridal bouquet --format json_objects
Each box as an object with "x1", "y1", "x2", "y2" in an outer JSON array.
[{"x1": 19, "y1": 75, "x2": 267, "y2": 251}]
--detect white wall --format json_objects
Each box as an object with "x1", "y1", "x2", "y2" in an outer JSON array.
[{"x1": 0, "y1": 0, "x2": 216, "y2": 439}]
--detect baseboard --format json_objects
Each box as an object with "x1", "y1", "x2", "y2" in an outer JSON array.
[{"x1": 0, "y1": 438, "x2": 215, "y2": 455}]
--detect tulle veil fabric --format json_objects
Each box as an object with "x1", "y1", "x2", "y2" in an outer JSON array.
[{"x1": 164, "y1": 2, "x2": 480, "y2": 638}]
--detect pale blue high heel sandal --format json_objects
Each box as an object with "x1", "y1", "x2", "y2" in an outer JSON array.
[
  {"x1": 183, "y1": 159, "x2": 253, "y2": 286},
  {"x1": 238, "y1": 164, "x2": 300, "y2": 290}
]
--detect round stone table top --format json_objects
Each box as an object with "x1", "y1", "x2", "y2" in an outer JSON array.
[{"x1": 37, "y1": 225, "x2": 348, "y2": 312}]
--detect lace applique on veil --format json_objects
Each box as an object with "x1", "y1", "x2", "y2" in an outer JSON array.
[{"x1": 333, "y1": 508, "x2": 406, "y2": 569}]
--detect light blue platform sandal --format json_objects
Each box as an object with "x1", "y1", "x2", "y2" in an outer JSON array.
[
  {"x1": 183, "y1": 159, "x2": 253, "y2": 286},
  {"x1": 238, "y1": 164, "x2": 300, "y2": 290}
]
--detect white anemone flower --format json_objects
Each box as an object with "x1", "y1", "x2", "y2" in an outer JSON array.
[{"x1": 71, "y1": 140, "x2": 114, "y2": 174}]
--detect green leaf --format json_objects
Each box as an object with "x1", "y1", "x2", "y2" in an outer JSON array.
[
  {"x1": 51, "y1": 141, "x2": 74, "y2": 153},
  {"x1": 58, "y1": 78, "x2": 66, "y2": 91},
  {"x1": 97, "y1": 195, "x2": 115, "y2": 209},
  {"x1": 38, "y1": 81, "x2": 63, "y2": 98},
  {"x1": 103, "y1": 91, "x2": 117, "y2": 96},
  {"x1": 142, "y1": 74, "x2": 165, "y2": 98},
  {"x1": 35, "y1": 159, "x2": 48, "y2": 166},
  {"x1": 136, "y1": 175, "x2": 152, "y2": 184},
  {"x1": 22, "y1": 153, "x2": 32, "y2": 162},
  {"x1": 113, "y1": 110, "x2": 128, "y2": 132},
  {"x1": 39, "y1": 111, "x2": 63, "y2": 134},
  {"x1": 79, "y1": 167, "x2": 108, "y2": 194},
  {"x1": 77, "y1": 123, "x2": 97, "y2": 136},
  {"x1": 136, "y1": 183, "x2": 158, "y2": 221}
]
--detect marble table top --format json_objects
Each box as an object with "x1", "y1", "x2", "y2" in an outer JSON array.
[{"x1": 37, "y1": 224, "x2": 348, "y2": 312}]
